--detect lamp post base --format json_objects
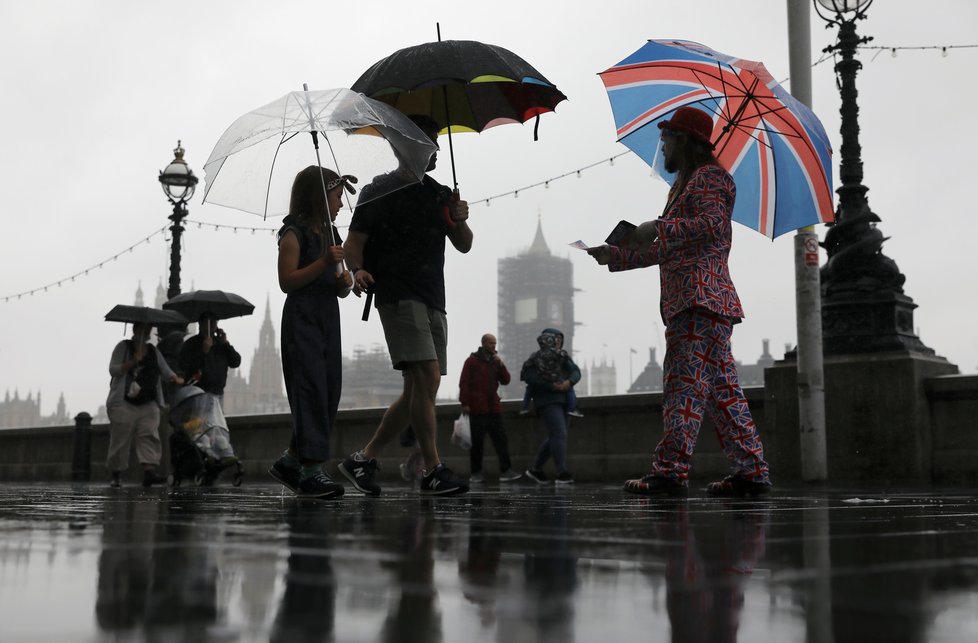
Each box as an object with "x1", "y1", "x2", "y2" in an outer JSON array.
[{"x1": 821, "y1": 290, "x2": 932, "y2": 356}]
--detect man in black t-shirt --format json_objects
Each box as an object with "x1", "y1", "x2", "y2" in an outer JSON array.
[{"x1": 340, "y1": 115, "x2": 473, "y2": 496}]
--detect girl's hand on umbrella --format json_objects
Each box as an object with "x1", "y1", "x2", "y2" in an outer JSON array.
[
  {"x1": 337, "y1": 270, "x2": 354, "y2": 289},
  {"x1": 172, "y1": 375, "x2": 185, "y2": 386},
  {"x1": 325, "y1": 245, "x2": 345, "y2": 264},
  {"x1": 587, "y1": 245, "x2": 612, "y2": 265}
]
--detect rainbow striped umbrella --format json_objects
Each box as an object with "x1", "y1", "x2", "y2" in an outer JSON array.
[
  {"x1": 600, "y1": 39, "x2": 834, "y2": 238},
  {"x1": 352, "y1": 38, "x2": 566, "y2": 188}
]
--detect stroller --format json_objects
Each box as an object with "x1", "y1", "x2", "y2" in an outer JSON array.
[{"x1": 167, "y1": 385, "x2": 243, "y2": 487}]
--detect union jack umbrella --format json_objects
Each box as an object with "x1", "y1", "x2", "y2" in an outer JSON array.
[{"x1": 599, "y1": 39, "x2": 834, "y2": 239}]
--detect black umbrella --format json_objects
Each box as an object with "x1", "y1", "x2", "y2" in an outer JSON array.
[
  {"x1": 163, "y1": 290, "x2": 255, "y2": 321},
  {"x1": 104, "y1": 305, "x2": 189, "y2": 326},
  {"x1": 351, "y1": 31, "x2": 567, "y2": 188}
]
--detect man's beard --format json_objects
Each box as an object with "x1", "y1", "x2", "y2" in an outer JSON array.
[{"x1": 664, "y1": 155, "x2": 678, "y2": 174}]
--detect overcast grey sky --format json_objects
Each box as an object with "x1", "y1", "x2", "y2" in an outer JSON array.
[{"x1": 1, "y1": 0, "x2": 975, "y2": 418}]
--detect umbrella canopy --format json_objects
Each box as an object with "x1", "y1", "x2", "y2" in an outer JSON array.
[
  {"x1": 105, "y1": 305, "x2": 188, "y2": 326},
  {"x1": 352, "y1": 40, "x2": 567, "y2": 134},
  {"x1": 202, "y1": 87, "x2": 437, "y2": 219},
  {"x1": 599, "y1": 39, "x2": 834, "y2": 239},
  {"x1": 352, "y1": 39, "x2": 567, "y2": 188},
  {"x1": 163, "y1": 290, "x2": 255, "y2": 322}
]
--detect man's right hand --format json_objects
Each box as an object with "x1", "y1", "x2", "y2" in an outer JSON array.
[
  {"x1": 449, "y1": 190, "x2": 469, "y2": 224},
  {"x1": 587, "y1": 245, "x2": 612, "y2": 265}
]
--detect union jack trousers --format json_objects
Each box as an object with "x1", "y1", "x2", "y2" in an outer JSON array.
[{"x1": 651, "y1": 308, "x2": 770, "y2": 483}]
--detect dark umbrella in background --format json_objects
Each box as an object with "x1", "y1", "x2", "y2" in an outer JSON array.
[
  {"x1": 105, "y1": 305, "x2": 189, "y2": 327},
  {"x1": 163, "y1": 290, "x2": 255, "y2": 322},
  {"x1": 352, "y1": 25, "x2": 567, "y2": 189}
]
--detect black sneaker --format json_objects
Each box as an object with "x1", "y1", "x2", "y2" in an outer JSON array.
[
  {"x1": 109, "y1": 471, "x2": 122, "y2": 488},
  {"x1": 555, "y1": 472, "x2": 575, "y2": 485},
  {"x1": 297, "y1": 471, "x2": 345, "y2": 499},
  {"x1": 268, "y1": 458, "x2": 301, "y2": 493},
  {"x1": 142, "y1": 471, "x2": 167, "y2": 487},
  {"x1": 525, "y1": 469, "x2": 549, "y2": 485},
  {"x1": 706, "y1": 475, "x2": 772, "y2": 498},
  {"x1": 338, "y1": 455, "x2": 382, "y2": 496},
  {"x1": 420, "y1": 464, "x2": 469, "y2": 496},
  {"x1": 623, "y1": 474, "x2": 688, "y2": 497}
]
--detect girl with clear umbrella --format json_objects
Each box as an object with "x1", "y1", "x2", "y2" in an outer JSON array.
[{"x1": 267, "y1": 166, "x2": 354, "y2": 498}]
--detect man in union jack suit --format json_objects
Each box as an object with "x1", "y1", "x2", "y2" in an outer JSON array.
[{"x1": 589, "y1": 106, "x2": 771, "y2": 497}]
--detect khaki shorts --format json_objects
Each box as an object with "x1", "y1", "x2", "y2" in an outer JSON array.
[{"x1": 377, "y1": 299, "x2": 448, "y2": 375}]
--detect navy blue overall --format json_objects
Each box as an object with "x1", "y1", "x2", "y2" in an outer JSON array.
[{"x1": 278, "y1": 217, "x2": 343, "y2": 462}]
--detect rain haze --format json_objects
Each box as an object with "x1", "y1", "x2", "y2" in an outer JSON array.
[{"x1": 1, "y1": 0, "x2": 975, "y2": 421}]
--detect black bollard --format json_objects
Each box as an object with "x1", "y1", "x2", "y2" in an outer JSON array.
[{"x1": 71, "y1": 412, "x2": 92, "y2": 482}]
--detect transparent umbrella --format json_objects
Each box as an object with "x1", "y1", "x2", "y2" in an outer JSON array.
[{"x1": 201, "y1": 87, "x2": 437, "y2": 227}]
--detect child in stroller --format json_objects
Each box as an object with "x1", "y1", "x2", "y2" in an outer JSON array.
[{"x1": 167, "y1": 385, "x2": 243, "y2": 486}]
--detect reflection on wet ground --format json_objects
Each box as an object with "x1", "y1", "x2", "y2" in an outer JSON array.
[{"x1": 2, "y1": 483, "x2": 978, "y2": 642}]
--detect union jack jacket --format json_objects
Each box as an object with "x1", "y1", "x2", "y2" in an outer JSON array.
[{"x1": 608, "y1": 163, "x2": 744, "y2": 325}]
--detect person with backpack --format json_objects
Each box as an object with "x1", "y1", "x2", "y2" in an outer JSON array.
[
  {"x1": 520, "y1": 328, "x2": 581, "y2": 485},
  {"x1": 106, "y1": 322, "x2": 184, "y2": 487}
]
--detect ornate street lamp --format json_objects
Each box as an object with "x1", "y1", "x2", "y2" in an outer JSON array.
[
  {"x1": 813, "y1": 0, "x2": 931, "y2": 354},
  {"x1": 159, "y1": 141, "x2": 198, "y2": 301}
]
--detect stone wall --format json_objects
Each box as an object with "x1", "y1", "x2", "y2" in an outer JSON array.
[
  {"x1": 1, "y1": 374, "x2": 975, "y2": 485},
  {"x1": 0, "y1": 391, "x2": 743, "y2": 485}
]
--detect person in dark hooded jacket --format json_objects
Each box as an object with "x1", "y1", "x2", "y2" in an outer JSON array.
[{"x1": 520, "y1": 328, "x2": 581, "y2": 485}]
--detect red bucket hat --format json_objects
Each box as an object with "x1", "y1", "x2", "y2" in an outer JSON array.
[{"x1": 658, "y1": 106, "x2": 716, "y2": 149}]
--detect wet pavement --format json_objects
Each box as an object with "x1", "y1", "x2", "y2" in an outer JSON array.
[{"x1": 1, "y1": 481, "x2": 978, "y2": 643}]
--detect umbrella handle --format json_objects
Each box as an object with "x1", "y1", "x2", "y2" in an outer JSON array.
[
  {"x1": 301, "y1": 82, "x2": 341, "y2": 246},
  {"x1": 432, "y1": 27, "x2": 458, "y2": 189},
  {"x1": 442, "y1": 86, "x2": 458, "y2": 191}
]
